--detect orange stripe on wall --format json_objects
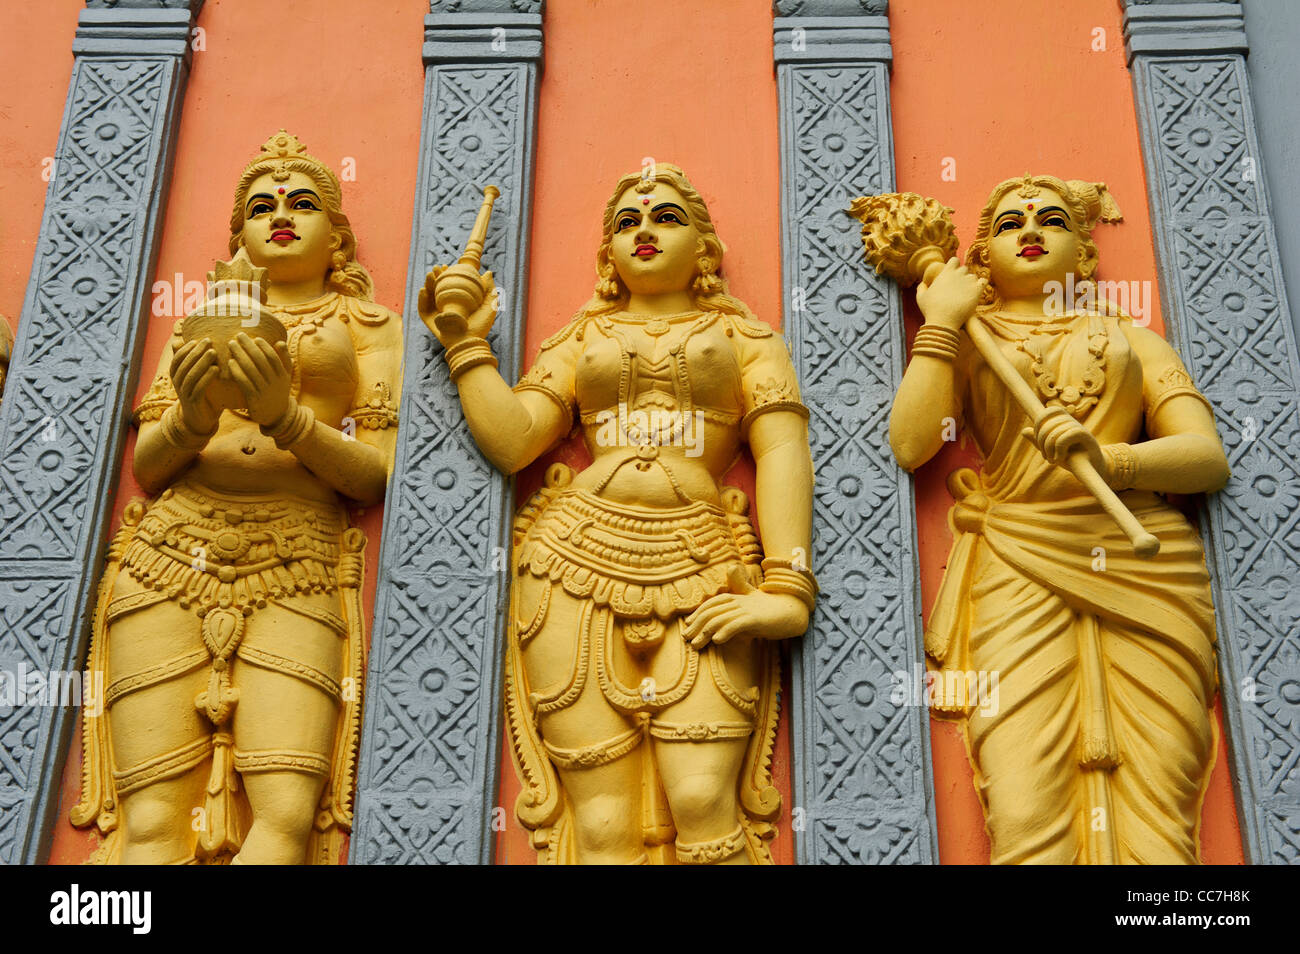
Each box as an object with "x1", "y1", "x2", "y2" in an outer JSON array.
[
  {"x1": 889, "y1": 0, "x2": 1244, "y2": 864},
  {"x1": 45, "y1": 0, "x2": 427, "y2": 865}
]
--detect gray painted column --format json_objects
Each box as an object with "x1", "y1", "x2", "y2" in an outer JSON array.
[
  {"x1": 773, "y1": 0, "x2": 938, "y2": 864},
  {"x1": 1241, "y1": 0, "x2": 1300, "y2": 347},
  {"x1": 0, "y1": 0, "x2": 203, "y2": 864},
  {"x1": 1123, "y1": 0, "x2": 1300, "y2": 864},
  {"x1": 350, "y1": 0, "x2": 542, "y2": 865}
]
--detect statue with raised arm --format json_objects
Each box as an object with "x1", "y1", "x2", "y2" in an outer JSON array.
[
  {"x1": 421, "y1": 164, "x2": 816, "y2": 864},
  {"x1": 856, "y1": 174, "x2": 1229, "y2": 864}
]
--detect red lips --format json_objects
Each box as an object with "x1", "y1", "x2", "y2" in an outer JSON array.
[
  {"x1": 271, "y1": 229, "x2": 297, "y2": 242},
  {"x1": 634, "y1": 244, "x2": 660, "y2": 259},
  {"x1": 1018, "y1": 244, "x2": 1046, "y2": 258}
]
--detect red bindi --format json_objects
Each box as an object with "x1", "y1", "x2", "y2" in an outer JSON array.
[
  {"x1": 1026, "y1": 202, "x2": 1034, "y2": 210},
  {"x1": 642, "y1": 198, "x2": 651, "y2": 205},
  {"x1": 278, "y1": 187, "x2": 286, "y2": 195}
]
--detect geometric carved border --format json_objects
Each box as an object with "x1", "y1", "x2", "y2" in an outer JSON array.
[
  {"x1": 1124, "y1": 0, "x2": 1300, "y2": 863},
  {"x1": 0, "y1": 0, "x2": 202, "y2": 864},
  {"x1": 350, "y1": 0, "x2": 543, "y2": 865},
  {"x1": 774, "y1": 0, "x2": 939, "y2": 864}
]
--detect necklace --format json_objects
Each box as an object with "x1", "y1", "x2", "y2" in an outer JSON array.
[
  {"x1": 616, "y1": 310, "x2": 701, "y2": 339},
  {"x1": 1015, "y1": 313, "x2": 1109, "y2": 419}
]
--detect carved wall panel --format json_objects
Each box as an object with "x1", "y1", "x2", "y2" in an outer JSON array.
[
  {"x1": 350, "y1": 0, "x2": 542, "y2": 865},
  {"x1": 773, "y1": 0, "x2": 939, "y2": 864},
  {"x1": 0, "y1": 0, "x2": 202, "y2": 865},
  {"x1": 1124, "y1": 0, "x2": 1300, "y2": 863}
]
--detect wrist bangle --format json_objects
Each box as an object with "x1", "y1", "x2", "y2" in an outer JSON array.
[
  {"x1": 759, "y1": 556, "x2": 819, "y2": 612},
  {"x1": 1103, "y1": 442, "x2": 1138, "y2": 490},
  {"x1": 911, "y1": 324, "x2": 961, "y2": 362},
  {"x1": 260, "y1": 398, "x2": 315, "y2": 450},
  {"x1": 160, "y1": 404, "x2": 215, "y2": 451},
  {"x1": 445, "y1": 336, "x2": 498, "y2": 382}
]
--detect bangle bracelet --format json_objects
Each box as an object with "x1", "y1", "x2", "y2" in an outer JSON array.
[
  {"x1": 260, "y1": 398, "x2": 315, "y2": 450},
  {"x1": 445, "y1": 336, "x2": 498, "y2": 382},
  {"x1": 160, "y1": 404, "x2": 215, "y2": 451},
  {"x1": 759, "y1": 557, "x2": 819, "y2": 612},
  {"x1": 1103, "y1": 442, "x2": 1138, "y2": 490},
  {"x1": 911, "y1": 324, "x2": 961, "y2": 362}
]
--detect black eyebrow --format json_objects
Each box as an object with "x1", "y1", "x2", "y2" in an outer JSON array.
[
  {"x1": 651, "y1": 202, "x2": 687, "y2": 216},
  {"x1": 616, "y1": 207, "x2": 641, "y2": 219},
  {"x1": 1036, "y1": 205, "x2": 1070, "y2": 220},
  {"x1": 246, "y1": 192, "x2": 277, "y2": 210},
  {"x1": 287, "y1": 189, "x2": 321, "y2": 202},
  {"x1": 993, "y1": 209, "x2": 1024, "y2": 223}
]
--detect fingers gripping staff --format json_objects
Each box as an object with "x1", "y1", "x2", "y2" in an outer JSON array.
[{"x1": 851, "y1": 193, "x2": 1159, "y2": 558}]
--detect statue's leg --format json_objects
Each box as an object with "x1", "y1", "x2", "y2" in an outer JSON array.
[
  {"x1": 229, "y1": 595, "x2": 343, "y2": 864},
  {"x1": 1103, "y1": 615, "x2": 1214, "y2": 864},
  {"x1": 652, "y1": 631, "x2": 760, "y2": 865},
  {"x1": 965, "y1": 549, "x2": 1082, "y2": 865},
  {"x1": 520, "y1": 579, "x2": 644, "y2": 864},
  {"x1": 105, "y1": 587, "x2": 211, "y2": 864}
]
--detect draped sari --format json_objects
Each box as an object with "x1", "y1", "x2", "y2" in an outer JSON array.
[{"x1": 926, "y1": 309, "x2": 1218, "y2": 864}]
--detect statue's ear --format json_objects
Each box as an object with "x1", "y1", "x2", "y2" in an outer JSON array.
[{"x1": 1076, "y1": 240, "x2": 1100, "y2": 281}]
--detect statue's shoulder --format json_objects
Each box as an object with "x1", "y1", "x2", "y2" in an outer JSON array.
[
  {"x1": 537, "y1": 312, "x2": 594, "y2": 352},
  {"x1": 720, "y1": 310, "x2": 776, "y2": 341},
  {"x1": 339, "y1": 297, "x2": 402, "y2": 352}
]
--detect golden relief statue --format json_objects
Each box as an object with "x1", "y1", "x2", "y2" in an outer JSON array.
[
  {"x1": 421, "y1": 164, "x2": 816, "y2": 864},
  {"x1": 855, "y1": 175, "x2": 1230, "y2": 864},
  {"x1": 72, "y1": 131, "x2": 402, "y2": 864}
]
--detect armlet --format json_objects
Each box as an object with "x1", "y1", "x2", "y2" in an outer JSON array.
[
  {"x1": 347, "y1": 381, "x2": 399, "y2": 430},
  {"x1": 513, "y1": 363, "x2": 574, "y2": 420},
  {"x1": 1147, "y1": 365, "x2": 1212, "y2": 419},
  {"x1": 133, "y1": 372, "x2": 177, "y2": 425},
  {"x1": 741, "y1": 376, "x2": 809, "y2": 434}
]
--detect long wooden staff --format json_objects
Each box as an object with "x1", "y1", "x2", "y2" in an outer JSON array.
[{"x1": 850, "y1": 193, "x2": 1159, "y2": 558}]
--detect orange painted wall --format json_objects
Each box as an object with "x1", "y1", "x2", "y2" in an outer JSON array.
[
  {"x1": 0, "y1": 0, "x2": 83, "y2": 329},
  {"x1": 494, "y1": 0, "x2": 790, "y2": 864},
  {"x1": 45, "y1": 0, "x2": 427, "y2": 864},
  {"x1": 889, "y1": 0, "x2": 1243, "y2": 863}
]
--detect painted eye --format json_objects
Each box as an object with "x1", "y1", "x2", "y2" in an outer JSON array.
[
  {"x1": 293, "y1": 199, "x2": 319, "y2": 211},
  {"x1": 617, "y1": 216, "x2": 638, "y2": 231},
  {"x1": 995, "y1": 219, "x2": 1020, "y2": 234},
  {"x1": 1044, "y1": 215, "x2": 1067, "y2": 228},
  {"x1": 658, "y1": 211, "x2": 682, "y2": 224},
  {"x1": 250, "y1": 203, "x2": 273, "y2": 216}
]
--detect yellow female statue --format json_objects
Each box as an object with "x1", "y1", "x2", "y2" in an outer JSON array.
[
  {"x1": 421, "y1": 164, "x2": 816, "y2": 864},
  {"x1": 72, "y1": 131, "x2": 402, "y2": 864},
  {"x1": 863, "y1": 174, "x2": 1229, "y2": 864}
]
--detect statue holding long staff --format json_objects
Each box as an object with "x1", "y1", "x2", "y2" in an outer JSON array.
[{"x1": 853, "y1": 175, "x2": 1230, "y2": 863}]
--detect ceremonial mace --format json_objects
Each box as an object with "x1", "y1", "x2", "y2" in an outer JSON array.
[
  {"x1": 432, "y1": 185, "x2": 501, "y2": 337},
  {"x1": 850, "y1": 192, "x2": 1160, "y2": 558}
]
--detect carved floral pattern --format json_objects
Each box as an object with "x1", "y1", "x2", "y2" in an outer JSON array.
[
  {"x1": 1135, "y1": 51, "x2": 1300, "y2": 862},
  {"x1": 353, "y1": 59, "x2": 535, "y2": 864},
  {"x1": 779, "y1": 59, "x2": 935, "y2": 863},
  {"x1": 0, "y1": 33, "x2": 189, "y2": 862}
]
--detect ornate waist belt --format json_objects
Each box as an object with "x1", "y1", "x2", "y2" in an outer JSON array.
[
  {"x1": 118, "y1": 480, "x2": 350, "y2": 619},
  {"x1": 515, "y1": 489, "x2": 752, "y2": 619}
]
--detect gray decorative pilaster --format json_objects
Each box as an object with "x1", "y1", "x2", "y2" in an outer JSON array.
[
  {"x1": 1123, "y1": 0, "x2": 1300, "y2": 863},
  {"x1": 774, "y1": 0, "x2": 938, "y2": 864},
  {"x1": 350, "y1": 0, "x2": 542, "y2": 865},
  {"x1": 0, "y1": 0, "x2": 203, "y2": 864}
]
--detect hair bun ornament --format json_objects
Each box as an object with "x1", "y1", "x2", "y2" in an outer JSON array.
[{"x1": 1066, "y1": 180, "x2": 1123, "y2": 228}]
